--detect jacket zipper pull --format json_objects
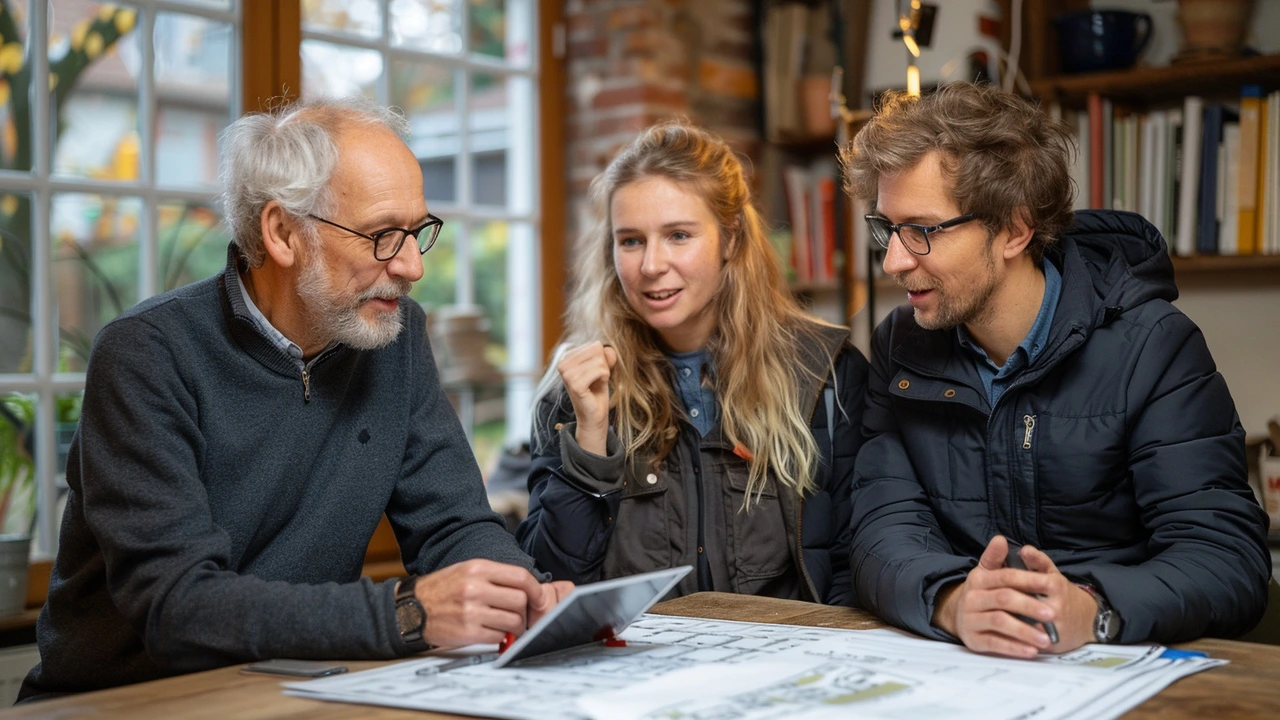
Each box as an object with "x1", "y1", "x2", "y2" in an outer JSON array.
[
  {"x1": 1022, "y1": 414, "x2": 1036, "y2": 449},
  {"x1": 302, "y1": 368, "x2": 312, "y2": 403}
]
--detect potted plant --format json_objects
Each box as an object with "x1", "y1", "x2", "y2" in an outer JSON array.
[{"x1": 0, "y1": 393, "x2": 35, "y2": 617}]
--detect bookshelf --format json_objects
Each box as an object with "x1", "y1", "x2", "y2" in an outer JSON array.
[
  {"x1": 1004, "y1": 0, "x2": 1280, "y2": 288},
  {"x1": 1030, "y1": 54, "x2": 1280, "y2": 108},
  {"x1": 758, "y1": 0, "x2": 873, "y2": 325}
]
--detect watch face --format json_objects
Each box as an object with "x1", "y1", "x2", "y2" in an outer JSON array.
[
  {"x1": 396, "y1": 598, "x2": 425, "y2": 635},
  {"x1": 1096, "y1": 609, "x2": 1117, "y2": 642}
]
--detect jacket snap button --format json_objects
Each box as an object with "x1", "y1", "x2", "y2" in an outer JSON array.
[
  {"x1": 944, "y1": 389, "x2": 956, "y2": 398},
  {"x1": 554, "y1": 422, "x2": 564, "y2": 431},
  {"x1": 645, "y1": 473, "x2": 658, "y2": 485},
  {"x1": 898, "y1": 379, "x2": 910, "y2": 390}
]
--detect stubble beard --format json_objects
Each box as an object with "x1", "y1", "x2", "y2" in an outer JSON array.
[
  {"x1": 296, "y1": 250, "x2": 411, "y2": 350},
  {"x1": 904, "y1": 248, "x2": 1000, "y2": 331}
]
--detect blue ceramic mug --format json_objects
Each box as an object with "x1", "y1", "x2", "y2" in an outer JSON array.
[{"x1": 1053, "y1": 10, "x2": 1153, "y2": 74}]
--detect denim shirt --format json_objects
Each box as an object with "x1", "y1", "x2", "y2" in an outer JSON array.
[
  {"x1": 667, "y1": 349, "x2": 718, "y2": 436},
  {"x1": 957, "y1": 260, "x2": 1062, "y2": 409}
]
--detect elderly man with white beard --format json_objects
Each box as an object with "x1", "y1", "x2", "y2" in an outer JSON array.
[{"x1": 19, "y1": 97, "x2": 570, "y2": 702}]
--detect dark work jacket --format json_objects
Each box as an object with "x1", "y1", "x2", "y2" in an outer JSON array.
[
  {"x1": 850, "y1": 209, "x2": 1271, "y2": 644},
  {"x1": 518, "y1": 323, "x2": 868, "y2": 606}
]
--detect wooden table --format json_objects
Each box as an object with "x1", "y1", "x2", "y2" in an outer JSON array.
[{"x1": 4, "y1": 592, "x2": 1277, "y2": 719}]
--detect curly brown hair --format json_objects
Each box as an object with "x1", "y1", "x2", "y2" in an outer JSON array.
[{"x1": 839, "y1": 82, "x2": 1076, "y2": 264}]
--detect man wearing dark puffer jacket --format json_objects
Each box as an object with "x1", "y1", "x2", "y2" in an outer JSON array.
[{"x1": 840, "y1": 82, "x2": 1270, "y2": 659}]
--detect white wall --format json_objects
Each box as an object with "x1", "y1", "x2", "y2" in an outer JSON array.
[{"x1": 856, "y1": 0, "x2": 1280, "y2": 438}]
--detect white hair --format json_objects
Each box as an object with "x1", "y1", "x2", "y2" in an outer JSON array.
[{"x1": 218, "y1": 96, "x2": 412, "y2": 266}]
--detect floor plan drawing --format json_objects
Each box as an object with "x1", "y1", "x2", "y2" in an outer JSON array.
[{"x1": 284, "y1": 614, "x2": 1226, "y2": 720}]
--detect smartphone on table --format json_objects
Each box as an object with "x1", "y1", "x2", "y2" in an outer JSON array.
[{"x1": 241, "y1": 659, "x2": 348, "y2": 677}]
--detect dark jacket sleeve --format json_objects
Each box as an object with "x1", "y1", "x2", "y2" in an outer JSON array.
[
  {"x1": 1060, "y1": 312, "x2": 1271, "y2": 644},
  {"x1": 515, "y1": 393, "x2": 626, "y2": 583},
  {"x1": 820, "y1": 347, "x2": 868, "y2": 607},
  {"x1": 849, "y1": 319, "x2": 975, "y2": 640}
]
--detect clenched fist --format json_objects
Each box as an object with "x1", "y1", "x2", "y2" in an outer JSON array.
[{"x1": 556, "y1": 342, "x2": 618, "y2": 455}]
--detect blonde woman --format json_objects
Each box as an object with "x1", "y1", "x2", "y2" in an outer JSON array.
[{"x1": 516, "y1": 122, "x2": 868, "y2": 605}]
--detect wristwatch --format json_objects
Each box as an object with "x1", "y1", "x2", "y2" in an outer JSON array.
[
  {"x1": 1077, "y1": 583, "x2": 1122, "y2": 643},
  {"x1": 394, "y1": 576, "x2": 432, "y2": 653}
]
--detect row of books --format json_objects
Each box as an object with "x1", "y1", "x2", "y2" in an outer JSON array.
[
  {"x1": 1065, "y1": 87, "x2": 1280, "y2": 256},
  {"x1": 780, "y1": 158, "x2": 840, "y2": 284},
  {"x1": 761, "y1": 2, "x2": 838, "y2": 142}
]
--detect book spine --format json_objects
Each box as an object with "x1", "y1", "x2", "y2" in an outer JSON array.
[{"x1": 1175, "y1": 96, "x2": 1204, "y2": 257}]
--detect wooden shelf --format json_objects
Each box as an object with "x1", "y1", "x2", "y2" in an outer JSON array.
[
  {"x1": 1171, "y1": 254, "x2": 1280, "y2": 288},
  {"x1": 1029, "y1": 54, "x2": 1280, "y2": 107}
]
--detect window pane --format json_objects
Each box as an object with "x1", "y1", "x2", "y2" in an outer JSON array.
[
  {"x1": 158, "y1": 201, "x2": 229, "y2": 291},
  {"x1": 410, "y1": 218, "x2": 457, "y2": 312},
  {"x1": 51, "y1": 3, "x2": 141, "y2": 180},
  {"x1": 154, "y1": 12, "x2": 232, "y2": 189},
  {"x1": 0, "y1": 194, "x2": 33, "y2": 374},
  {"x1": 469, "y1": 0, "x2": 531, "y2": 64},
  {"x1": 470, "y1": 72, "x2": 510, "y2": 208},
  {"x1": 165, "y1": 0, "x2": 232, "y2": 9},
  {"x1": 390, "y1": 0, "x2": 461, "y2": 54},
  {"x1": 473, "y1": 220, "x2": 507, "y2": 367},
  {"x1": 301, "y1": 39, "x2": 382, "y2": 100},
  {"x1": 390, "y1": 59, "x2": 457, "y2": 203},
  {"x1": 0, "y1": 1, "x2": 32, "y2": 172},
  {"x1": 0, "y1": 391, "x2": 37, "y2": 537},
  {"x1": 302, "y1": 0, "x2": 381, "y2": 39},
  {"x1": 52, "y1": 193, "x2": 142, "y2": 372}
]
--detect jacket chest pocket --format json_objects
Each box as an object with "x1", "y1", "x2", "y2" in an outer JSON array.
[
  {"x1": 1032, "y1": 413, "x2": 1140, "y2": 547},
  {"x1": 604, "y1": 462, "x2": 676, "y2": 578},
  {"x1": 717, "y1": 459, "x2": 791, "y2": 586}
]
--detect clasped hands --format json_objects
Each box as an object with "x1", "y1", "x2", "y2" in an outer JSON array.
[
  {"x1": 933, "y1": 535, "x2": 1100, "y2": 658},
  {"x1": 410, "y1": 559, "x2": 574, "y2": 650}
]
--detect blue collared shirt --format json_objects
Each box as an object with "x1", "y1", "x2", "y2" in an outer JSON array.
[
  {"x1": 235, "y1": 270, "x2": 306, "y2": 370},
  {"x1": 667, "y1": 349, "x2": 719, "y2": 436},
  {"x1": 957, "y1": 260, "x2": 1062, "y2": 409}
]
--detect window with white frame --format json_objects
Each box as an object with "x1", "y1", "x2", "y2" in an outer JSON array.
[
  {"x1": 0, "y1": 0, "x2": 238, "y2": 557},
  {"x1": 299, "y1": 0, "x2": 540, "y2": 478}
]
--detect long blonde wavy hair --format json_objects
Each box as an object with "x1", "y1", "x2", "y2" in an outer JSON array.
[{"x1": 535, "y1": 121, "x2": 840, "y2": 502}]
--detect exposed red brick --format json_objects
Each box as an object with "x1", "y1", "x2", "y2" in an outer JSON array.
[
  {"x1": 699, "y1": 59, "x2": 757, "y2": 100},
  {"x1": 607, "y1": 4, "x2": 658, "y2": 31},
  {"x1": 568, "y1": 37, "x2": 609, "y2": 60},
  {"x1": 591, "y1": 84, "x2": 687, "y2": 110}
]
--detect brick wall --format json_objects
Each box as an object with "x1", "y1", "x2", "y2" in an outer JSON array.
[{"x1": 562, "y1": 0, "x2": 761, "y2": 243}]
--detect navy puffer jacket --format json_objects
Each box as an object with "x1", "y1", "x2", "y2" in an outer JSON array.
[{"x1": 850, "y1": 209, "x2": 1271, "y2": 644}]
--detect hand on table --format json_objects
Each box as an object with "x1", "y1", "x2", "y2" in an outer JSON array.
[
  {"x1": 932, "y1": 535, "x2": 1098, "y2": 658},
  {"x1": 413, "y1": 559, "x2": 572, "y2": 648}
]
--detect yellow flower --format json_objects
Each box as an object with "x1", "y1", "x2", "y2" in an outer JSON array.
[
  {"x1": 98, "y1": 5, "x2": 117, "y2": 22},
  {"x1": 0, "y1": 80, "x2": 9, "y2": 105},
  {"x1": 115, "y1": 10, "x2": 137, "y2": 35},
  {"x1": 1, "y1": 195, "x2": 17, "y2": 216},
  {"x1": 85, "y1": 32, "x2": 104, "y2": 59},
  {"x1": 48, "y1": 74, "x2": 58, "y2": 91},
  {"x1": 0, "y1": 43, "x2": 21, "y2": 75},
  {"x1": 71, "y1": 21, "x2": 89, "y2": 51}
]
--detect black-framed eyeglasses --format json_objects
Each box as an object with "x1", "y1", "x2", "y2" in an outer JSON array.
[
  {"x1": 864, "y1": 213, "x2": 976, "y2": 256},
  {"x1": 308, "y1": 213, "x2": 444, "y2": 261}
]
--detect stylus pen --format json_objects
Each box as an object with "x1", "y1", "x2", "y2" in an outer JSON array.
[{"x1": 415, "y1": 652, "x2": 500, "y2": 677}]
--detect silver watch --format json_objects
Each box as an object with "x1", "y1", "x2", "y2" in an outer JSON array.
[{"x1": 1079, "y1": 583, "x2": 1121, "y2": 643}]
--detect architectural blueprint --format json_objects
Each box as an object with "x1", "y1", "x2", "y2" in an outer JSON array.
[{"x1": 283, "y1": 614, "x2": 1225, "y2": 720}]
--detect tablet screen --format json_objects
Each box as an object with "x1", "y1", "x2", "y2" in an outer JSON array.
[{"x1": 493, "y1": 565, "x2": 692, "y2": 668}]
